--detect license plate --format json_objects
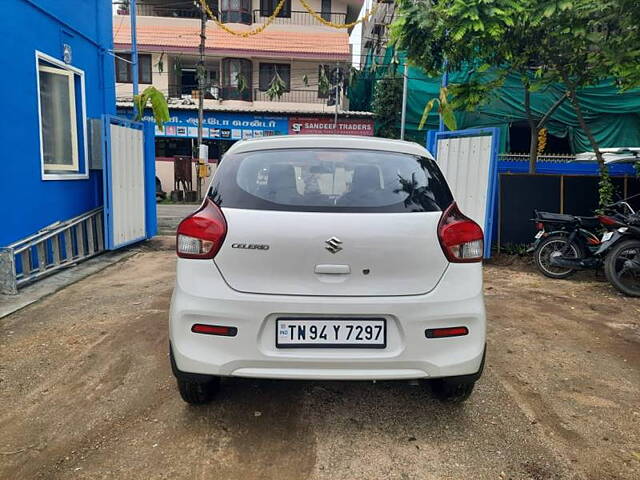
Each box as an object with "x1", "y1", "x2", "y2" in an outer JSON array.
[
  {"x1": 276, "y1": 318, "x2": 386, "y2": 348},
  {"x1": 535, "y1": 230, "x2": 544, "y2": 239},
  {"x1": 602, "y1": 232, "x2": 614, "y2": 242}
]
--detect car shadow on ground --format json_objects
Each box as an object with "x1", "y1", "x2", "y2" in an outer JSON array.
[
  {"x1": 173, "y1": 373, "x2": 566, "y2": 479},
  {"x1": 182, "y1": 375, "x2": 477, "y2": 431}
]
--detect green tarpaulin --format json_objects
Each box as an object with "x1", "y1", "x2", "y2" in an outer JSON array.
[{"x1": 349, "y1": 48, "x2": 640, "y2": 153}]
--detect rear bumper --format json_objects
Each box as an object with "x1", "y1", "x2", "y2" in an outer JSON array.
[{"x1": 169, "y1": 260, "x2": 486, "y2": 381}]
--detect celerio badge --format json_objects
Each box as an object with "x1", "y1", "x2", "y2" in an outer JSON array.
[{"x1": 231, "y1": 243, "x2": 270, "y2": 250}]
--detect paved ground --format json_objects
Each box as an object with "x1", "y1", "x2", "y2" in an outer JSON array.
[
  {"x1": 1, "y1": 240, "x2": 639, "y2": 480},
  {"x1": 157, "y1": 204, "x2": 199, "y2": 234}
]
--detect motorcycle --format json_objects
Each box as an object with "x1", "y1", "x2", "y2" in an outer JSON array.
[
  {"x1": 529, "y1": 211, "x2": 604, "y2": 279},
  {"x1": 598, "y1": 210, "x2": 640, "y2": 297},
  {"x1": 529, "y1": 199, "x2": 635, "y2": 279}
]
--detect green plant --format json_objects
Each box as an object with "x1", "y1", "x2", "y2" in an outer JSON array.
[
  {"x1": 598, "y1": 167, "x2": 615, "y2": 209},
  {"x1": 265, "y1": 69, "x2": 287, "y2": 100},
  {"x1": 318, "y1": 65, "x2": 330, "y2": 97},
  {"x1": 501, "y1": 243, "x2": 530, "y2": 257},
  {"x1": 418, "y1": 86, "x2": 457, "y2": 131},
  {"x1": 236, "y1": 73, "x2": 248, "y2": 93},
  {"x1": 133, "y1": 86, "x2": 170, "y2": 131},
  {"x1": 156, "y1": 52, "x2": 164, "y2": 74},
  {"x1": 372, "y1": 74, "x2": 403, "y2": 139}
]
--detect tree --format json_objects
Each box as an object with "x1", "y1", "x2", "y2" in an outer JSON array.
[
  {"x1": 392, "y1": 0, "x2": 566, "y2": 173},
  {"x1": 534, "y1": 0, "x2": 640, "y2": 205},
  {"x1": 372, "y1": 71, "x2": 403, "y2": 139},
  {"x1": 392, "y1": 0, "x2": 640, "y2": 205}
]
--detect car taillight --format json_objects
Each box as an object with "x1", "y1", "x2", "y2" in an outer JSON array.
[
  {"x1": 438, "y1": 202, "x2": 484, "y2": 263},
  {"x1": 176, "y1": 199, "x2": 227, "y2": 259}
]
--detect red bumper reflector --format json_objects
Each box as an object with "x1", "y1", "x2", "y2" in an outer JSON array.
[
  {"x1": 191, "y1": 324, "x2": 237, "y2": 336},
  {"x1": 425, "y1": 327, "x2": 469, "y2": 338}
]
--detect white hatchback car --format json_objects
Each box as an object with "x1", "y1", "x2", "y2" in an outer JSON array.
[{"x1": 169, "y1": 135, "x2": 486, "y2": 404}]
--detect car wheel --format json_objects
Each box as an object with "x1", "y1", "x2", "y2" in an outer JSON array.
[
  {"x1": 430, "y1": 378, "x2": 476, "y2": 403},
  {"x1": 176, "y1": 377, "x2": 220, "y2": 405},
  {"x1": 170, "y1": 344, "x2": 221, "y2": 405}
]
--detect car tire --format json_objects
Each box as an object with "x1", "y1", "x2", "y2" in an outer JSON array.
[
  {"x1": 170, "y1": 344, "x2": 221, "y2": 405},
  {"x1": 430, "y1": 378, "x2": 476, "y2": 403},
  {"x1": 176, "y1": 377, "x2": 220, "y2": 405}
]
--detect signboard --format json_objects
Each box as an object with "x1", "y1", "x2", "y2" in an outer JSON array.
[
  {"x1": 118, "y1": 109, "x2": 289, "y2": 140},
  {"x1": 289, "y1": 117, "x2": 374, "y2": 136}
]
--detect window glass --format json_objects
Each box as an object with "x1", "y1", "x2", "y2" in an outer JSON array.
[
  {"x1": 229, "y1": 60, "x2": 240, "y2": 86},
  {"x1": 259, "y1": 63, "x2": 291, "y2": 91},
  {"x1": 116, "y1": 56, "x2": 130, "y2": 82},
  {"x1": 210, "y1": 148, "x2": 453, "y2": 213},
  {"x1": 221, "y1": 0, "x2": 250, "y2": 23},
  {"x1": 139, "y1": 55, "x2": 152, "y2": 83},
  {"x1": 321, "y1": 0, "x2": 331, "y2": 20},
  {"x1": 115, "y1": 54, "x2": 152, "y2": 84},
  {"x1": 39, "y1": 63, "x2": 78, "y2": 173},
  {"x1": 260, "y1": 0, "x2": 291, "y2": 17}
]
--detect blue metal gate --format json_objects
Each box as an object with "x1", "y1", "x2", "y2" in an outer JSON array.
[
  {"x1": 102, "y1": 115, "x2": 157, "y2": 250},
  {"x1": 427, "y1": 128, "x2": 501, "y2": 258}
]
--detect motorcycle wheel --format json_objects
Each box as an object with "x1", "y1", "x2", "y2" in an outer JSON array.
[
  {"x1": 534, "y1": 235, "x2": 582, "y2": 279},
  {"x1": 604, "y1": 239, "x2": 640, "y2": 297}
]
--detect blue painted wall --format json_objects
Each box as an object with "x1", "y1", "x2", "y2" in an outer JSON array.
[{"x1": 0, "y1": 0, "x2": 115, "y2": 247}]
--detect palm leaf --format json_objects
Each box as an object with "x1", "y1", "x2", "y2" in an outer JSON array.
[{"x1": 418, "y1": 98, "x2": 438, "y2": 130}]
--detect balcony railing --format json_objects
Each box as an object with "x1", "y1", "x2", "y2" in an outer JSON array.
[
  {"x1": 252, "y1": 10, "x2": 346, "y2": 25},
  {"x1": 116, "y1": 5, "x2": 208, "y2": 19},
  {"x1": 165, "y1": 84, "x2": 327, "y2": 104},
  {"x1": 221, "y1": 86, "x2": 252, "y2": 102},
  {"x1": 498, "y1": 153, "x2": 577, "y2": 163},
  {"x1": 168, "y1": 83, "x2": 221, "y2": 99},
  {"x1": 253, "y1": 89, "x2": 326, "y2": 104},
  {"x1": 116, "y1": 6, "x2": 345, "y2": 25}
]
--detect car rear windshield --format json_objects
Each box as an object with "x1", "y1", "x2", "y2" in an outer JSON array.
[{"x1": 208, "y1": 148, "x2": 453, "y2": 213}]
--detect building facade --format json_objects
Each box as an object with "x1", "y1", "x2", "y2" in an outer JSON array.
[
  {"x1": 114, "y1": 0, "x2": 374, "y2": 193},
  {"x1": 0, "y1": 0, "x2": 116, "y2": 247}
]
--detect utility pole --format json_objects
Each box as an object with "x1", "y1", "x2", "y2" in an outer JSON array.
[
  {"x1": 130, "y1": 0, "x2": 139, "y2": 98},
  {"x1": 334, "y1": 61, "x2": 340, "y2": 130},
  {"x1": 439, "y1": 60, "x2": 449, "y2": 132},
  {"x1": 400, "y1": 62, "x2": 408, "y2": 140},
  {"x1": 196, "y1": 1, "x2": 207, "y2": 201},
  {"x1": 334, "y1": 82, "x2": 340, "y2": 129}
]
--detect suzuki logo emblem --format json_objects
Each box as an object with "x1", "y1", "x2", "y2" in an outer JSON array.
[{"x1": 325, "y1": 236, "x2": 343, "y2": 254}]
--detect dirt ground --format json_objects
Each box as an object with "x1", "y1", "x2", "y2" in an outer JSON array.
[{"x1": 1, "y1": 239, "x2": 639, "y2": 480}]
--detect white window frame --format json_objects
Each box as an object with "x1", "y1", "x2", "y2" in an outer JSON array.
[{"x1": 35, "y1": 51, "x2": 88, "y2": 181}]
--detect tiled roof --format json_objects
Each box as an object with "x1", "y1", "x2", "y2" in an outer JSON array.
[
  {"x1": 113, "y1": 17, "x2": 351, "y2": 60},
  {"x1": 116, "y1": 99, "x2": 374, "y2": 116}
]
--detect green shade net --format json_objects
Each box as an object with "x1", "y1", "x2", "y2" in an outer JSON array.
[{"x1": 349, "y1": 47, "x2": 640, "y2": 153}]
